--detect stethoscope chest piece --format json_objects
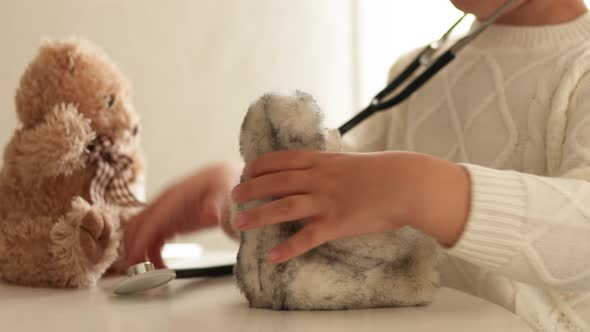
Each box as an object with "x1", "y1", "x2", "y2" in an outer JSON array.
[{"x1": 113, "y1": 262, "x2": 176, "y2": 295}]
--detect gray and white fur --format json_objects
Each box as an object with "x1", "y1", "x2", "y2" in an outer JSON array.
[{"x1": 233, "y1": 91, "x2": 440, "y2": 310}]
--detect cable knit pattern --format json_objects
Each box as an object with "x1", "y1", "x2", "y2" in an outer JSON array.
[{"x1": 345, "y1": 13, "x2": 590, "y2": 332}]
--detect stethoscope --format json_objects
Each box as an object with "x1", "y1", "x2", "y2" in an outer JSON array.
[
  {"x1": 114, "y1": 0, "x2": 517, "y2": 296},
  {"x1": 114, "y1": 262, "x2": 233, "y2": 295}
]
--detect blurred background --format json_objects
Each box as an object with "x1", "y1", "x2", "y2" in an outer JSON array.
[{"x1": 0, "y1": 0, "x2": 466, "y2": 250}]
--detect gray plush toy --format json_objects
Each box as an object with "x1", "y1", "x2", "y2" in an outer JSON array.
[{"x1": 232, "y1": 91, "x2": 440, "y2": 310}]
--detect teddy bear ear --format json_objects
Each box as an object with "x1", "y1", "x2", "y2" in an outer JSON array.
[{"x1": 39, "y1": 38, "x2": 82, "y2": 72}]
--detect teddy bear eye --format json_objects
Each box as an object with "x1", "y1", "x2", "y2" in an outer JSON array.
[
  {"x1": 106, "y1": 95, "x2": 116, "y2": 108},
  {"x1": 132, "y1": 125, "x2": 139, "y2": 136}
]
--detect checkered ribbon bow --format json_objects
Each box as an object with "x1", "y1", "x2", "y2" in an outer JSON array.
[{"x1": 88, "y1": 136, "x2": 144, "y2": 207}]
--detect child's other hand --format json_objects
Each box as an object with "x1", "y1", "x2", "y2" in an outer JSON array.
[
  {"x1": 232, "y1": 151, "x2": 470, "y2": 264},
  {"x1": 125, "y1": 162, "x2": 242, "y2": 268}
]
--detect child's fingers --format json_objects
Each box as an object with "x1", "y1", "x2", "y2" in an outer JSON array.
[
  {"x1": 235, "y1": 195, "x2": 319, "y2": 230},
  {"x1": 267, "y1": 223, "x2": 333, "y2": 263},
  {"x1": 127, "y1": 196, "x2": 178, "y2": 264},
  {"x1": 199, "y1": 191, "x2": 226, "y2": 228},
  {"x1": 244, "y1": 151, "x2": 315, "y2": 178},
  {"x1": 125, "y1": 211, "x2": 150, "y2": 265},
  {"x1": 125, "y1": 187, "x2": 174, "y2": 263},
  {"x1": 147, "y1": 238, "x2": 166, "y2": 269},
  {"x1": 232, "y1": 170, "x2": 311, "y2": 203}
]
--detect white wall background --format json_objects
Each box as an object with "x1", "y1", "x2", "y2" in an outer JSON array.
[
  {"x1": 355, "y1": 1, "x2": 467, "y2": 107},
  {"x1": 0, "y1": 0, "x2": 354, "y2": 201}
]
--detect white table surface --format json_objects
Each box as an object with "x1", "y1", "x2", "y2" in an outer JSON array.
[{"x1": 0, "y1": 274, "x2": 533, "y2": 332}]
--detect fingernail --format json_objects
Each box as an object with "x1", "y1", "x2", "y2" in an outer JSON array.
[{"x1": 267, "y1": 250, "x2": 281, "y2": 263}]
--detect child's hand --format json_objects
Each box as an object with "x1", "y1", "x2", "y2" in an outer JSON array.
[
  {"x1": 232, "y1": 151, "x2": 471, "y2": 264},
  {"x1": 125, "y1": 162, "x2": 242, "y2": 268}
]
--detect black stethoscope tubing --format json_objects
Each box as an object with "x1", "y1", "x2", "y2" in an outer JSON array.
[
  {"x1": 338, "y1": 48, "x2": 456, "y2": 135},
  {"x1": 339, "y1": 0, "x2": 517, "y2": 135},
  {"x1": 174, "y1": 264, "x2": 234, "y2": 279}
]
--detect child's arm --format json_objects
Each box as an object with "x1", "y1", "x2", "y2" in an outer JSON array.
[
  {"x1": 445, "y1": 72, "x2": 590, "y2": 292},
  {"x1": 231, "y1": 151, "x2": 470, "y2": 262},
  {"x1": 344, "y1": 55, "x2": 590, "y2": 293}
]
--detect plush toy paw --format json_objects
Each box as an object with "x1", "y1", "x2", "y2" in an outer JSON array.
[
  {"x1": 49, "y1": 198, "x2": 121, "y2": 287},
  {"x1": 79, "y1": 210, "x2": 113, "y2": 264}
]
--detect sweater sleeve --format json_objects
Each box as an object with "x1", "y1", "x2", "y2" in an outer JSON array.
[{"x1": 446, "y1": 73, "x2": 590, "y2": 292}]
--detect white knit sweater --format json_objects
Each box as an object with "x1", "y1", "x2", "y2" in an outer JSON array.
[{"x1": 346, "y1": 13, "x2": 590, "y2": 332}]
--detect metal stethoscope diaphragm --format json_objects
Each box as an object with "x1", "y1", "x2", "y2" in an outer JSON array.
[{"x1": 113, "y1": 262, "x2": 234, "y2": 295}]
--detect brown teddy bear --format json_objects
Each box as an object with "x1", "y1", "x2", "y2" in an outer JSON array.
[{"x1": 0, "y1": 38, "x2": 146, "y2": 288}]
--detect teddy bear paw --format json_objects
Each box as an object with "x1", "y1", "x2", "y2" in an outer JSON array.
[{"x1": 79, "y1": 210, "x2": 113, "y2": 264}]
